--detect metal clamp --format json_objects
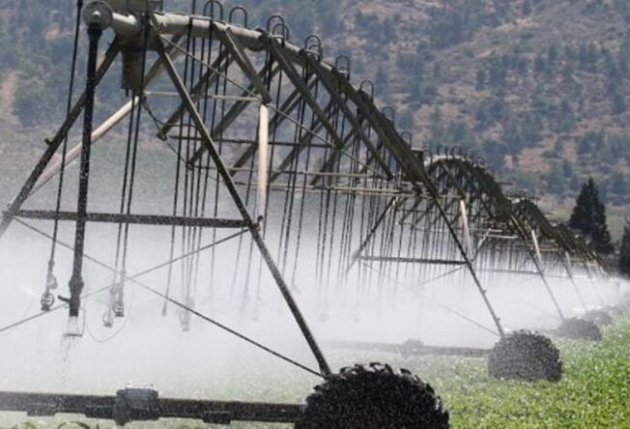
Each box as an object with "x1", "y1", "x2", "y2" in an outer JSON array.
[
  {"x1": 304, "y1": 35, "x2": 323, "y2": 61},
  {"x1": 335, "y1": 55, "x2": 351, "y2": 79},
  {"x1": 113, "y1": 387, "x2": 160, "y2": 426},
  {"x1": 267, "y1": 15, "x2": 289, "y2": 44}
]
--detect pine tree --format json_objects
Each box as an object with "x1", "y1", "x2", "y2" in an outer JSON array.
[
  {"x1": 569, "y1": 177, "x2": 615, "y2": 254},
  {"x1": 619, "y1": 220, "x2": 630, "y2": 277}
]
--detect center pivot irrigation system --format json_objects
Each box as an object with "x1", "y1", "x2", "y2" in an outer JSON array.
[{"x1": 0, "y1": 0, "x2": 625, "y2": 426}]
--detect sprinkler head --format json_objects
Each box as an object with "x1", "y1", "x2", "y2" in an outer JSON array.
[
  {"x1": 40, "y1": 292, "x2": 55, "y2": 312},
  {"x1": 179, "y1": 311, "x2": 191, "y2": 332},
  {"x1": 113, "y1": 300, "x2": 125, "y2": 318},
  {"x1": 103, "y1": 311, "x2": 114, "y2": 328},
  {"x1": 65, "y1": 316, "x2": 83, "y2": 338}
]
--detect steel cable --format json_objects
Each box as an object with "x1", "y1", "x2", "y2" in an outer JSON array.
[
  {"x1": 7, "y1": 221, "x2": 322, "y2": 377},
  {"x1": 43, "y1": 0, "x2": 84, "y2": 311}
]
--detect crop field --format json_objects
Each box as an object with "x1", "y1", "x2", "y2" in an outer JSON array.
[
  {"x1": 2, "y1": 314, "x2": 629, "y2": 429},
  {"x1": 1, "y1": 2, "x2": 628, "y2": 428},
  {"x1": 427, "y1": 319, "x2": 630, "y2": 428}
]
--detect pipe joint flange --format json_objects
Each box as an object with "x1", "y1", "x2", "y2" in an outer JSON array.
[{"x1": 83, "y1": 1, "x2": 114, "y2": 28}]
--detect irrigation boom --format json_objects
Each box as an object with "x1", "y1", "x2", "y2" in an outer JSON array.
[{"x1": 0, "y1": 0, "x2": 618, "y2": 426}]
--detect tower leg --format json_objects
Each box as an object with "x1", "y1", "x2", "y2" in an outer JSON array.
[{"x1": 67, "y1": 22, "x2": 103, "y2": 323}]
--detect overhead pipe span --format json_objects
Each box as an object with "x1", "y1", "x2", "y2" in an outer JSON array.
[{"x1": 83, "y1": 1, "x2": 347, "y2": 84}]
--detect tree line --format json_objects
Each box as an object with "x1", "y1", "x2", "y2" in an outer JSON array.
[{"x1": 569, "y1": 177, "x2": 630, "y2": 277}]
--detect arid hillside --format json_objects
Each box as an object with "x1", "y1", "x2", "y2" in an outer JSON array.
[{"x1": 0, "y1": 0, "x2": 628, "y2": 235}]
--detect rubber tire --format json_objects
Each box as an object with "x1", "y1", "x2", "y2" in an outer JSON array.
[
  {"x1": 605, "y1": 304, "x2": 627, "y2": 317},
  {"x1": 583, "y1": 310, "x2": 613, "y2": 326},
  {"x1": 295, "y1": 363, "x2": 450, "y2": 429},
  {"x1": 556, "y1": 318, "x2": 602, "y2": 341},
  {"x1": 488, "y1": 331, "x2": 563, "y2": 382}
]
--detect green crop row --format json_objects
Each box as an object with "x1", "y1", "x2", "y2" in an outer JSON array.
[
  {"x1": 427, "y1": 319, "x2": 630, "y2": 428},
  {"x1": 4, "y1": 316, "x2": 630, "y2": 428}
]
